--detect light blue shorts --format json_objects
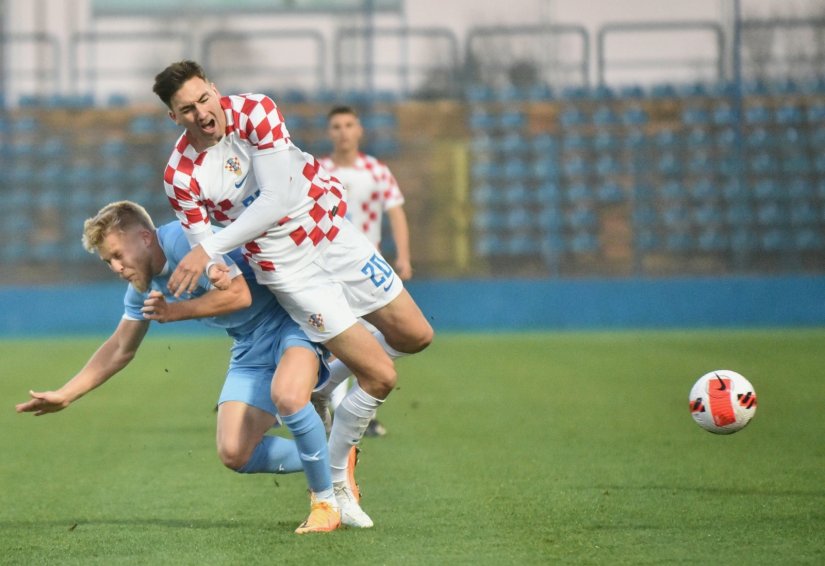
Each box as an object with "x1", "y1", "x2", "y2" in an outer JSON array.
[{"x1": 217, "y1": 313, "x2": 329, "y2": 417}]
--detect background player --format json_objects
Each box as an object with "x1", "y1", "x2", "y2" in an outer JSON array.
[
  {"x1": 15, "y1": 201, "x2": 345, "y2": 534},
  {"x1": 153, "y1": 60, "x2": 433, "y2": 527},
  {"x1": 319, "y1": 105, "x2": 414, "y2": 436}
]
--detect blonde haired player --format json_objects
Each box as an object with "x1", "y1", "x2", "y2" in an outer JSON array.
[{"x1": 318, "y1": 105, "x2": 413, "y2": 436}]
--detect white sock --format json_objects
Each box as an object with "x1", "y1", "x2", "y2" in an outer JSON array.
[
  {"x1": 329, "y1": 378, "x2": 349, "y2": 412},
  {"x1": 328, "y1": 383, "x2": 383, "y2": 484},
  {"x1": 320, "y1": 330, "x2": 406, "y2": 402}
]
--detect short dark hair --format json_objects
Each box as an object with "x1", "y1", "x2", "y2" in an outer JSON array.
[
  {"x1": 153, "y1": 60, "x2": 209, "y2": 108},
  {"x1": 327, "y1": 105, "x2": 359, "y2": 121}
]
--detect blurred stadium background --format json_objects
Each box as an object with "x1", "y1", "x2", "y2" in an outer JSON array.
[{"x1": 2, "y1": 0, "x2": 825, "y2": 332}]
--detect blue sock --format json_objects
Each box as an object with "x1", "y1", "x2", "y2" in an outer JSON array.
[
  {"x1": 280, "y1": 402, "x2": 332, "y2": 494},
  {"x1": 237, "y1": 436, "x2": 303, "y2": 474}
]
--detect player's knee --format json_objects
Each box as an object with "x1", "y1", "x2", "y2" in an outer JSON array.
[
  {"x1": 389, "y1": 321, "x2": 434, "y2": 355},
  {"x1": 358, "y1": 360, "x2": 397, "y2": 398},
  {"x1": 273, "y1": 390, "x2": 310, "y2": 417},
  {"x1": 218, "y1": 443, "x2": 252, "y2": 472}
]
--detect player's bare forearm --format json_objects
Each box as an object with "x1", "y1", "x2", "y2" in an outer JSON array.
[
  {"x1": 16, "y1": 319, "x2": 148, "y2": 416},
  {"x1": 387, "y1": 206, "x2": 413, "y2": 279},
  {"x1": 147, "y1": 276, "x2": 251, "y2": 323}
]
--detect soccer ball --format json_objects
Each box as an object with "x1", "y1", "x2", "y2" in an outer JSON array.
[{"x1": 689, "y1": 370, "x2": 757, "y2": 434}]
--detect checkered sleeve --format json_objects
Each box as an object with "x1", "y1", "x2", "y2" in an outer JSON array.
[
  {"x1": 163, "y1": 141, "x2": 213, "y2": 245},
  {"x1": 234, "y1": 94, "x2": 291, "y2": 154}
]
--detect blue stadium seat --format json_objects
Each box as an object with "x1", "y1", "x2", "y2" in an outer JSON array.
[
  {"x1": 472, "y1": 183, "x2": 505, "y2": 207},
  {"x1": 470, "y1": 134, "x2": 494, "y2": 155},
  {"x1": 687, "y1": 151, "x2": 713, "y2": 175},
  {"x1": 730, "y1": 227, "x2": 759, "y2": 251},
  {"x1": 775, "y1": 105, "x2": 803, "y2": 125},
  {"x1": 745, "y1": 105, "x2": 771, "y2": 125},
  {"x1": 465, "y1": 84, "x2": 495, "y2": 103},
  {"x1": 753, "y1": 178, "x2": 780, "y2": 201},
  {"x1": 661, "y1": 180, "x2": 688, "y2": 201},
  {"x1": 473, "y1": 209, "x2": 504, "y2": 232},
  {"x1": 597, "y1": 182, "x2": 624, "y2": 204},
  {"x1": 760, "y1": 229, "x2": 792, "y2": 252},
  {"x1": 665, "y1": 232, "x2": 694, "y2": 252},
  {"x1": 654, "y1": 129, "x2": 681, "y2": 149},
  {"x1": 475, "y1": 234, "x2": 506, "y2": 257},
  {"x1": 497, "y1": 133, "x2": 531, "y2": 155},
  {"x1": 779, "y1": 126, "x2": 803, "y2": 145},
  {"x1": 689, "y1": 177, "x2": 715, "y2": 201},
  {"x1": 789, "y1": 201, "x2": 818, "y2": 226},
  {"x1": 813, "y1": 154, "x2": 825, "y2": 175},
  {"x1": 530, "y1": 158, "x2": 560, "y2": 181},
  {"x1": 595, "y1": 155, "x2": 620, "y2": 177},
  {"x1": 621, "y1": 105, "x2": 648, "y2": 126},
  {"x1": 805, "y1": 103, "x2": 825, "y2": 124},
  {"x1": 634, "y1": 228, "x2": 660, "y2": 251},
  {"x1": 525, "y1": 83, "x2": 553, "y2": 101},
  {"x1": 618, "y1": 85, "x2": 645, "y2": 99},
  {"x1": 531, "y1": 133, "x2": 558, "y2": 154},
  {"x1": 592, "y1": 105, "x2": 619, "y2": 126},
  {"x1": 37, "y1": 163, "x2": 64, "y2": 186},
  {"x1": 471, "y1": 160, "x2": 502, "y2": 182},
  {"x1": 506, "y1": 234, "x2": 540, "y2": 255},
  {"x1": 502, "y1": 157, "x2": 528, "y2": 182},
  {"x1": 657, "y1": 152, "x2": 682, "y2": 177},
  {"x1": 787, "y1": 177, "x2": 813, "y2": 200},
  {"x1": 505, "y1": 207, "x2": 533, "y2": 231},
  {"x1": 794, "y1": 228, "x2": 825, "y2": 251},
  {"x1": 565, "y1": 207, "x2": 598, "y2": 230},
  {"x1": 568, "y1": 232, "x2": 599, "y2": 254},
  {"x1": 650, "y1": 83, "x2": 677, "y2": 98},
  {"x1": 693, "y1": 204, "x2": 723, "y2": 226},
  {"x1": 781, "y1": 152, "x2": 810, "y2": 176},
  {"x1": 725, "y1": 203, "x2": 755, "y2": 227},
  {"x1": 129, "y1": 115, "x2": 158, "y2": 135},
  {"x1": 361, "y1": 112, "x2": 398, "y2": 130},
  {"x1": 682, "y1": 107, "x2": 711, "y2": 126},
  {"x1": 756, "y1": 202, "x2": 788, "y2": 226},
  {"x1": 632, "y1": 204, "x2": 658, "y2": 228},
  {"x1": 662, "y1": 204, "x2": 690, "y2": 229},
  {"x1": 622, "y1": 129, "x2": 646, "y2": 151},
  {"x1": 469, "y1": 110, "x2": 497, "y2": 132},
  {"x1": 536, "y1": 182, "x2": 561, "y2": 204},
  {"x1": 686, "y1": 127, "x2": 711, "y2": 148},
  {"x1": 561, "y1": 132, "x2": 590, "y2": 152},
  {"x1": 503, "y1": 183, "x2": 530, "y2": 205},
  {"x1": 748, "y1": 151, "x2": 779, "y2": 175},
  {"x1": 745, "y1": 127, "x2": 770, "y2": 149},
  {"x1": 712, "y1": 104, "x2": 736, "y2": 126},
  {"x1": 559, "y1": 107, "x2": 588, "y2": 128},
  {"x1": 593, "y1": 131, "x2": 619, "y2": 152},
  {"x1": 697, "y1": 227, "x2": 728, "y2": 252},
  {"x1": 538, "y1": 206, "x2": 564, "y2": 231},
  {"x1": 565, "y1": 182, "x2": 593, "y2": 203},
  {"x1": 499, "y1": 111, "x2": 526, "y2": 129},
  {"x1": 562, "y1": 155, "x2": 589, "y2": 179}
]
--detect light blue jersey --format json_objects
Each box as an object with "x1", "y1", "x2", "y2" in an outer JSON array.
[{"x1": 123, "y1": 221, "x2": 327, "y2": 416}]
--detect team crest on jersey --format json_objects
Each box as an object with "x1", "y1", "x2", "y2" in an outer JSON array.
[
  {"x1": 224, "y1": 156, "x2": 242, "y2": 176},
  {"x1": 308, "y1": 313, "x2": 325, "y2": 332}
]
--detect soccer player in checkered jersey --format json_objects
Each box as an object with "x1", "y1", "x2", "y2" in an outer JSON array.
[
  {"x1": 152, "y1": 61, "x2": 433, "y2": 529},
  {"x1": 318, "y1": 105, "x2": 413, "y2": 437}
]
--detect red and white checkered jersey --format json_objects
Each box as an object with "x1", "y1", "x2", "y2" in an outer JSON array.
[
  {"x1": 318, "y1": 153, "x2": 404, "y2": 248},
  {"x1": 163, "y1": 93, "x2": 347, "y2": 282}
]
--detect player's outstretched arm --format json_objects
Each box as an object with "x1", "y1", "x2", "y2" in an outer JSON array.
[{"x1": 15, "y1": 319, "x2": 149, "y2": 416}]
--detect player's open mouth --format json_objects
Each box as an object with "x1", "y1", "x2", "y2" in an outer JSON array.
[{"x1": 200, "y1": 118, "x2": 217, "y2": 134}]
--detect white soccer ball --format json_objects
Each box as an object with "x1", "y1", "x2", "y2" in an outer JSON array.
[{"x1": 689, "y1": 370, "x2": 757, "y2": 434}]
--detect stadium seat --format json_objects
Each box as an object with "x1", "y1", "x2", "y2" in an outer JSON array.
[
  {"x1": 502, "y1": 158, "x2": 529, "y2": 182},
  {"x1": 536, "y1": 181, "x2": 561, "y2": 204},
  {"x1": 470, "y1": 134, "x2": 495, "y2": 155},
  {"x1": 503, "y1": 182, "x2": 530, "y2": 205},
  {"x1": 472, "y1": 183, "x2": 505, "y2": 207},
  {"x1": 682, "y1": 107, "x2": 711, "y2": 126},
  {"x1": 688, "y1": 177, "x2": 715, "y2": 201},
  {"x1": 805, "y1": 103, "x2": 825, "y2": 124},
  {"x1": 561, "y1": 132, "x2": 591, "y2": 152},
  {"x1": 631, "y1": 204, "x2": 658, "y2": 228},
  {"x1": 686, "y1": 127, "x2": 711, "y2": 148},
  {"x1": 794, "y1": 227, "x2": 825, "y2": 251},
  {"x1": 505, "y1": 207, "x2": 534, "y2": 231},
  {"x1": 686, "y1": 151, "x2": 713, "y2": 175},
  {"x1": 730, "y1": 227, "x2": 759, "y2": 252},
  {"x1": 621, "y1": 105, "x2": 648, "y2": 126},
  {"x1": 565, "y1": 207, "x2": 598, "y2": 230},
  {"x1": 499, "y1": 111, "x2": 526, "y2": 130},
  {"x1": 593, "y1": 131, "x2": 619, "y2": 152},
  {"x1": 592, "y1": 105, "x2": 619, "y2": 126},
  {"x1": 465, "y1": 84, "x2": 495, "y2": 103},
  {"x1": 473, "y1": 209, "x2": 506, "y2": 232},
  {"x1": 565, "y1": 182, "x2": 593, "y2": 203},
  {"x1": 756, "y1": 202, "x2": 788, "y2": 226},
  {"x1": 650, "y1": 83, "x2": 677, "y2": 98},
  {"x1": 634, "y1": 228, "x2": 660, "y2": 252},
  {"x1": 595, "y1": 155, "x2": 621, "y2": 177},
  {"x1": 745, "y1": 105, "x2": 771, "y2": 125},
  {"x1": 596, "y1": 182, "x2": 624, "y2": 204},
  {"x1": 748, "y1": 151, "x2": 779, "y2": 176},
  {"x1": 725, "y1": 203, "x2": 755, "y2": 227},
  {"x1": 745, "y1": 127, "x2": 770, "y2": 149},
  {"x1": 568, "y1": 232, "x2": 599, "y2": 254},
  {"x1": 506, "y1": 234, "x2": 540, "y2": 255},
  {"x1": 753, "y1": 178, "x2": 780, "y2": 201},
  {"x1": 775, "y1": 105, "x2": 803, "y2": 125},
  {"x1": 537, "y1": 206, "x2": 564, "y2": 231},
  {"x1": 661, "y1": 180, "x2": 688, "y2": 200},
  {"x1": 789, "y1": 201, "x2": 818, "y2": 226},
  {"x1": 531, "y1": 133, "x2": 558, "y2": 155},
  {"x1": 712, "y1": 104, "x2": 736, "y2": 126},
  {"x1": 759, "y1": 228, "x2": 792, "y2": 252},
  {"x1": 559, "y1": 107, "x2": 588, "y2": 128},
  {"x1": 781, "y1": 153, "x2": 810, "y2": 176},
  {"x1": 469, "y1": 110, "x2": 497, "y2": 132},
  {"x1": 657, "y1": 152, "x2": 682, "y2": 177},
  {"x1": 530, "y1": 158, "x2": 560, "y2": 181},
  {"x1": 787, "y1": 177, "x2": 813, "y2": 200},
  {"x1": 475, "y1": 234, "x2": 506, "y2": 257},
  {"x1": 662, "y1": 204, "x2": 690, "y2": 229},
  {"x1": 665, "y1": 231, "x2": 694, "y2": 252},
  {"x1": 562, "y1": 155, "x2": 589, "y2": 179},
  {"x1": 693, "y1": 203, "x2": 723, "y2": 226},
  {"x1": 497, "y1": 133, "x2": 530, "y2": 155},
  {"x1": 618, "y1": 84, "x2": 645, "y2": 99},
  {"x1": 697, "y1": 227, "x2": 728, "y2": 252}
]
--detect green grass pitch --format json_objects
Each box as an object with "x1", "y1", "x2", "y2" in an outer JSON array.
[{"x1": 2, "y1": 329, "x2": 824, "y2": 565}]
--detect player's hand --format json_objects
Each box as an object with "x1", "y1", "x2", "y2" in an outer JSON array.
[
  {"x1": 15, "y1": 390, "x2": 70, "y2": 416},
  {"x1": 395, "y1": 258, "x2": 413, "y2": 281},
  {"x1": 142, "y1": 290, "x2": 175, "y2": 323},
  {"x1": 168, "y1": 245, "x2": 210, "y2": 298},
  {"x1": 207, "y1": 263, "x2": 232, "y2": 290}
]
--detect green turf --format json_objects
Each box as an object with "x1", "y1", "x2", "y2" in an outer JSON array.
[{"x1": 2, "y1": 330, "x2": 824, "y2": 565}]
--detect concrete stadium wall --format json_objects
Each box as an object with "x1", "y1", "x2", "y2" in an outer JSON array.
[{"x1": 1, "y1": 275, "x2": 824, "y2": 337}]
